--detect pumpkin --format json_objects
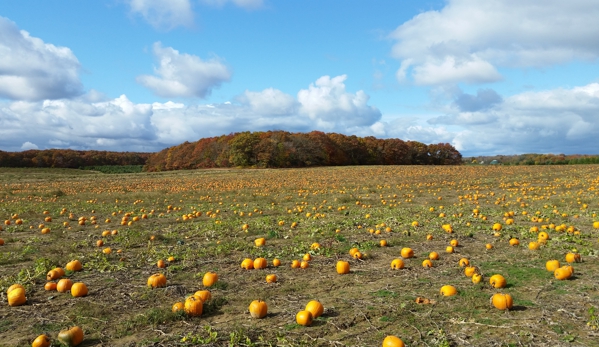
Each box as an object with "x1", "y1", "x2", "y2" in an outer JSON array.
[
  {"x1": 538, "y1": 231, "x2": 550, "y2": 241},
  {"x1": 545, "y1": 260, "x2": 560, "y2": 272},
  {"x1": 390, "y1": 259, "x2": 404, "y2": 270},
  {"x1": 491, "y1": 293, "x2": 513, "y2": 310},
  {"x1": 45, "y1": 282, "x2": 57, "y2": 291},
  {"x1": 71, "y1": 283, "x2": 88, "y2": 297},
  {"x1": 509, "y1": 238, "x2": 519, "y2": 246},
  {"x1": 450, "y1": 239, "x2": 459, "y2": 247},
  {"x1": 446, "y1": 246, "x2": 454, "y2": 253},
  {"x1": 57, "y1": 326, "x2": 84, "y2": 347},
  {"x1": 266, "y1": 274, "x2": 278, "y2": 283},
  {"x1": 32, "y1": 334, "x2": 51, "y2": 347},
  {"x1": 380, "y1": 240, "x2": 388, "y2": 247},
  {"x1": 46, "y1": 269, "x2": 63, "y2": 281},
  {"x1": 254, "y1": 258, "x2": 268, "y2": 269},
  {"x1": 303, "y1": 253, "x2": 312, "y2": 261},
  {"x1": 554, "y1": 267, "x2": 571, "y2": 280},
  {"x1": 254, "y1": 238, "x2": 265, "y2": 247},
  {"x1": 291, "y1": 260, "x2": 301, "y2": 268},
  {"x1": 184, "y1": 296, "x2": 203, "y2": 317},
  {"x1": 528, "y1": 241, "x2": 540, "y2": 250},
  {"x1": 305, "y1": 300, "x2": 324, "y2": 318},
  {"x1": 203, "y1": 272, "x2": 218, "y2": 287},
  {"x1": 489, "y1": 274, "x2": 506, "y2": 288},
  {"x1": 147, "y1": 273, "x2": 167, "y2": 288},
  {"x1": 156, "y1": 259, "x2": 166, "y2": 268},
  {"x1": 249, "y1": 300, "x2": 268, "y2": 319},
  {"x1": 382, "y1": 335, "x2": 405, "y2": 347},
  {"x1": 7, "y1": 283, "x2": 24, "y2": 294},
  {"x1": 485, "y1": 243, "x2": 493, "y2": 250},
  {"x1": 492, "y1": 223, "x2": 502, "y2": 231},
  {"x1": 440, "y1": 285, "x2": 457, "y2": 296},
  {"x1": 352, "y1": 251, "x2": 363, "y2": 260},
  {"x1": 300, "y1": 261, "x2": 310, "y2": 269},
  {"x1": 184, "y1": 288, "x2": 207, "y2": 303},
  {"x1": 172, "y1": 302, "x2": 185, "y2": 312},
  {"x1": 422, "y1": 259, "x2": 433, "y2": 268},
  {"x1": 400, "y1": 248, "x2": 414, "y2": 259},
  {"x1": 57, "y1": 279, "x2": 74, "y2": 293},
  {"x1": 429, "y1": 252, "x2": 439, "y2": 260},
  {"x1": 349, "y1": 247, "x2": 360, "y2": 257},
  {"x1": 464, "y1": 266, "x2": 477, "y2": 277},
  {"x1": 458, "y1": 258, "x2": 469, "y2": 267},
  {"x1": 472, "y1": 273, "x2": 483, "y2": 284},
  {"x1": 65, "y1": 260, "x2": 83, "y2": 272},
  {"x1": 336, "y1": 261, "x2": 350, "y2": 274},
  {"x1": 295, "y1": 310, "x2": 313, "y2": 326},
  {"x1": 426, "y1": 234, "x2": 433, "y2": 241},
  {"x1": 7, "y1": 287, "x2": 26, "y2": 306},
  {"x1": 241, "y1": 258, "x2": 254, "y2": 270},
  {"x1": 272, "y1": 258, "x2": 281, "y2": 267},
  {"x1": 565, "y1": 253, "x2": 581, "y2": 263}
]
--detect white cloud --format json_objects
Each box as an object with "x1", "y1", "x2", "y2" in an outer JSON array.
[
  {"x1": 0, "y1": 75, "x2": 383, "y2": 152},
  {"x1": 20, "y1": 142, "x2": 38, "y2": 150},
  {"x1": 0, "y1": 16, "x2": 82, "y2": 101},
  {"x1": 390, "y1": 0, "x2": 599, "y2": 85},
  {"x1": 200, "y1": 0, "x2": 264, "y2": 10},
  {"x1": 128, "y1": 0, "x2": 193, "y2": 30},
  {"x1": 137, "y1": 42, "x2": 231, "y2": 98},
  {"x1": 297, "y1": 75, "x2": 381, "y2": 129}
]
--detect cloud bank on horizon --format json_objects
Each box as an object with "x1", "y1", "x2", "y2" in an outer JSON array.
[{"x1": 1, "y1": 0, "x2": 598, "y2": 156}]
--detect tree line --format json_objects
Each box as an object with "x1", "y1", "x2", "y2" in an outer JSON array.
[
  {"x1": 0, "y1": 149, "x2": 151, "y2": 169},
  {"x1": 143, "y1": 131, "x2": 462, "y2": 171},
  {"x1": 468, "y1": 153, "x2": 599, "y2": 165}
]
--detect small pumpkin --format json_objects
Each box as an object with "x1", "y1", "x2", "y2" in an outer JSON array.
[
  {"x1": 450, "y1": 239, "x2": 459, "y2": 247},
  {"x1": 565, "y1": 253, "x2": 581, "y2": 263},
  {"x1": 254, "y1": 258, "x2": 268, "y2": 269},
  {"x1": 65, "y1": 260, "x2": 83, "y2": 272},
  {"x1": 295, "y1": 310, "x2": 313, "y2": 326},
  {"x1": 71, "y1": 283, "x2": 88, "y2": 297},
  {"x1": 336, "y1": 260, "x2": 350, "y2": 274},
  {"x1": 57, "y1": 278, "x2": 74, "y2": 293},
  {"x1": 445, "y1": 246, "x2": 454, "y2": 253},
  {"x1": 509, "y1": 238, "x2": 519, "y2": 246},
  {"x1": 305, "y1": 300, "x2": 324, "y2": 318},
  {"x1": 194, "y1": 290, "x2": 211, "y2": 302},
  {"x1": 440, "y1": 285, "x2": 457, "y2": 296},
  {"x1": 382, "y1": 335, "x2": 405, "y2": 347},
  {"x1": 202, "y1": 272, "x2": 218, "y2": 287},
  {"x1": 545, "y1": 259, "x2": 560, "y2": 272},
  {"x1": 46, "y1": 269, "x2": 62, "y2": 281},
  {"x1": 272, "y1": 258, "x2": 281, "y2": 267},
  {"x1": 464, "y1": 266, "x2": 477, "y2": 277},
  {"x1": 422, "y1": 259, "x2": 433, "y2": 268},
  {"x1": 156, "y1": 259, "x2": 166, "y2": 268},
  {"x1": 429, "y1": 252, "x2": 439, "y2": 260},
  {"x1": 458, "y1": 258, "x2": 469, "y2": 267},
  {"x1": 300, "y1": 260, "x2": 309, "y2": 269},
  {"x1": 400, "y1": 247, "x2": 414, "y2": 259},
  {"x1": 489, "y1": 274, "x2": 506, "y2": 288},
  {"x1": 184, "y1": 296, "x2": 203, "y2": 317},
  {"x1": 147, "y1": 273, "x2": 167, "y2": 288},
  {"x1": 266, "y1": 274, "x2": 278, "y2": 283},
  {"x1": 7, "y1": 287, "x2": 26, "y2": 306},
  {"x1": 45, "y1": 282, "x2": 57, "y2": 291},
  {"x1": 241, "y1": 258, "x2": 254, "y2": 270},
  {"x1": 472, "y1": 273, "x2": 483, "y2": 284},
  {"x1": 32, "y1": 334, "x2": 51, "y2": 347},
  {"x1": 491, "y1": 293, "x2": 513, "y2": 310},
  {"x1": 172, "y1": 302, "x2": 185, "y2": 312},
  {"x1": 528, "y1": 241, "x2": 540, "y2": 250},
  {"x1": 249, "y1": 300, "x2": 268, "y2": 319},
  {"x1": 390, "y1": 259, "x2": 404, "y2": 270},
  {"x1": 291, "y1": 260, "x2": 301, "y2": 268},
  {"x1": 254, "y1": 238, "x2": 265, "y2": 247},
  {"x1": 57, "y1": 326, "x2": 84, "y2": 347}
]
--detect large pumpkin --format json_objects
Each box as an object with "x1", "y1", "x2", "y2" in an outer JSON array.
[
  {"x1": 491, "y1": 293, "x2": 513, "y2": 310},
  {"x1": 7, "y1": 286, "x2": 26, "y2": 306},
  {"x1": 65, "y1": 260, "x2": 83, "y2": 272},
  {"x1": 248, "y1": 300, "x2": 268, "y2": 319},
  {"x1": 184, "y1": 296, "x2": 203, "y2": 317},
  {"x1": 336, "y1": 261, "x2": 350, "y2": 274},
  {"x1": 147, "y1": 273, "x2": 167, "y2": 288},
  {"x1": 202, "y1": 272, "x2": 218, "y2": 287},
  {"x1": 57, "y1": 326, "x2": 84, "y2": 347},
  {"x1": 382, "y1": 335, "x2": 405, "y2": 347},
  {"x1": 305, "y1": 300, "x2": 324, "y2": 318},
  {"x1": 71, "y1": 283, "x2": 88, "y2": 297},
  {"x1": 57, "y1": 279, "x2": 74, "y2": 293}
]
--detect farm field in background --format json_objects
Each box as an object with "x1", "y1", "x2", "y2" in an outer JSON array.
[{"x1": 1, "y1": 165, "x2": 599, "y2": 347}]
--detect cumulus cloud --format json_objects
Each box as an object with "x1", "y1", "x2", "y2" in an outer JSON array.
[
  {"x1": 128, "y1": 0, "x2": 194, "y2": 30},
  {"x1": 0, "y1": 75, "x2": 381, "y2": 152},
  {"x1": 453, "y1": 88, "x2": 503, "y2": 112},
  {"x1": 390, "y1": 0, "x2": 599, "y2": 85},
  {"x1": 297, "y1": 75, "x2": 381, "y2": 128},
  {"x1": 0, "y1": 16, "x2": 83, "y2": 101},
  {"x1": 137, "y1": 42, "x2": 231, "y2": 98}
]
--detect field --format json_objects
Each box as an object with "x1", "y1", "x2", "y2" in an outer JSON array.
[{"x1": 1, "y1": 165, "x2": 599, "y2": 347}]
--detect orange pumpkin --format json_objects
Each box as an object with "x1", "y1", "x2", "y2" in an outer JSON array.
[
  {"x1": 272, "y1": 258, "x2": 281, "y2": 267},
  {"x1": 44, "y1": 282, "x2": 57, "y2": 291},
  {"x1": 194, "y1": 290, "x2": 212, "y2": 302},
  {"x1": 458, "y1": 258, "x2": 469, "y2": 267},
  {"x1": 57, "y1": 326, "x2": 84, "y2": 347},
  {"x1": 65, "y1": 260, "x2": 83, "y2": 272},
  {"x1": 57, "y1": 279, "x2": 74, "y2": 293},
  {"x1": 184, "y1": 296, "x2": 203, "y2": 317},
  {"x1": 440, "y1": 285, "x2": 457, "y2": 296},
  {"x1": 382, "y1": 335, "x2": 405, "y2": 347},
  {"x1": 266, "y1": 274, "x2": 278, "y2": 283},
  {"x1": 71, "y1": 283, "x2": 88, "y2": 297},
  {"x1": 32, "y1": 334, "x2": 51, "y2": 347},
  {"x1": 147, "y1": 273, "x2": 167, "y2": 288},
  {"x1": 202, "y1": 272, "x2": 218, "y2": 287},
  {"x1": 295, "y1": 310, "x2": 313, "y2": 326},
  {"x1": 7, "y1": 286, "x2": 26, "y2": 306},
  {"x1": 249, "y1": 300, "x2": 268, "y2": 319},
  {"x1": 241, "y1": 258, "x2": 254, "y2": 270},
  {"x1": 305, "y1": 300, "x2": 324, "y2": 318},
  {"x1": 489, "y1": 274, "x2": 506, "y2": 288},
  {"x1": 545, "y1": 260, "x2": 560, "y2": 272},
  {"x1": 390, "y1": 259, "x2": 404, "y2": 270},
  {"x1": 429, "y1": 252, "x2": 439, "y2": 260},
  {"x1": 254, "y1": 258, "x2": 268, "y2": 269},
  {"x1": 336, "y1": 261, "x2": 350, "y2": 274},
  {"x1": 565, "y1": 253, "x2": 581, "y2": 263},
  {"x1": 400, "y1": 247, "x2": 414, "y2": 259},
  {"x1": 172, "y1": 302, "x2": 185, "y2": 312},
  {"x1": 491, "y1": 293, "x2": 513, "y2": 310}
]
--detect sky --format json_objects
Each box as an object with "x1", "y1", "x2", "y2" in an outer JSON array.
[{"x1": 1, "y1": 0, "x2": 599, "y2": 156}]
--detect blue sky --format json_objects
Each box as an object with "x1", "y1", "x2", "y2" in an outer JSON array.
[{"x1": 1, "y1": 0, "x2": 598, "y2": 156}]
